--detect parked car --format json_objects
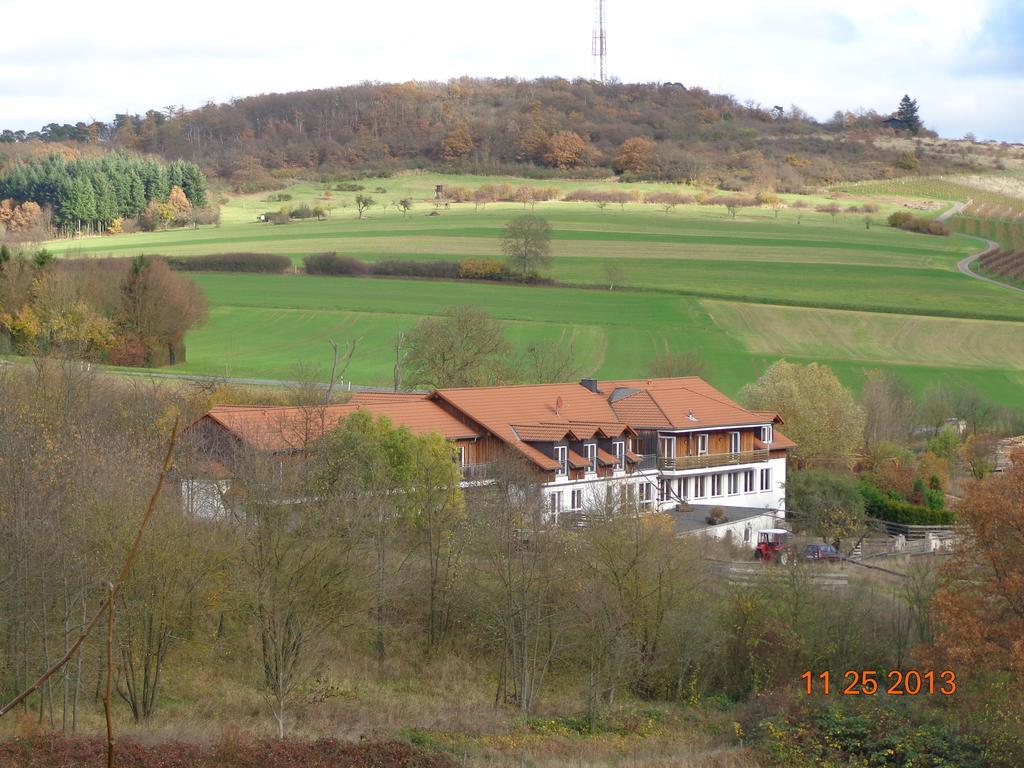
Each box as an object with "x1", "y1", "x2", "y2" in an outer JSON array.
[{"x1": 803, "y1": 543, "x2": 843, "y2": 562}]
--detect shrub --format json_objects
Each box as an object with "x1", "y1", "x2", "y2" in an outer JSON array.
[
  {"x1": 269, "y1": 211, "x2": 290, "y2": 225},
  {"x1": 335, "y1": 182, "x2": 364, "y2": 192},
  {"x1": 268, "y1": 192, "x2": 293, "y2": 201},
  {"x1": 887, "y1": 211, "x2": 915, "y2": 227},
  {"x1": 288, "y1": 204, "x2": 315, "y2": 219},
  {"x1": 887, "y1": 211, "x2": 949, "y2": 236},
  {"x1": 191, "y1": 206, "x2": 221, "y2": 226},
  {"x1": 459, "y1": 259, "x2": 509, "y2": 280},
  {"x1": 860, "y1": 480, "x2": 955, "y2": 525},
  {"x1": 303, "y1": 252, "x2": 371, "y2": 276},
  {"x1": 165, "y1": 253, "x2": 291, "y2": 273},
  {"x1": 706, "y1": 506, "x2": 729, "y2": 525}
]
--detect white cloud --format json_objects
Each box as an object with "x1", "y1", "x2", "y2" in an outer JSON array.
[{"x1": 0, "y1": 0, "x2": 1019, "y2": 141}]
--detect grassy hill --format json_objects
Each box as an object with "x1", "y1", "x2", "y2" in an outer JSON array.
[{"x1": 43, "y1": 174, "x2": 1024, "y2": 410}]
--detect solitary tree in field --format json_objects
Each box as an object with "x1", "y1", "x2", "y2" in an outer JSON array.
[
  {"x1": 404, "y1": 306, "x2": 512, "y2": 388},
  {"x1": 896, "y1": 95, "x2": 922, "y2": 135},
  {"x1": 501, "y1": 215, "x2": 552, "y2": 280},
  {"x1": 397, "y1": 198, "x2": 413, "y2": 217},
  {"x1": 354, "y1": 194, "x2": 375, "y2": 219}
]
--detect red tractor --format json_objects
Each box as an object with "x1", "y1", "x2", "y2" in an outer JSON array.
[{"x1": 754, "y1": 528, "x2": 790, "y2": 564}]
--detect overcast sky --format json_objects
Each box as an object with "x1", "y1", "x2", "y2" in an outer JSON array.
[{"x1": 1, "y1": 0, "x2": 1021, "y2": 142}]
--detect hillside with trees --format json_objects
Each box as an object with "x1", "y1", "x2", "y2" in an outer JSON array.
[{"x1": 0, "y1": 79, "x2": 994, "y2": 193}]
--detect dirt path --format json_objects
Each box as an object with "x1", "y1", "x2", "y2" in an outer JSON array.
[{"x1": 938, "y1": 201, "x2": 1024, "y2": 294}]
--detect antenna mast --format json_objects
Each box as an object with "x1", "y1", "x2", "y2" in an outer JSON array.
[{"x1": 592, "y1": 0, "x2": 607, "y2": 83}]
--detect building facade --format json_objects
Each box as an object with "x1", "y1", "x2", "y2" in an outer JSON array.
[{"x1": 184, "y1": 377, "x2": 795, "y2": 538}]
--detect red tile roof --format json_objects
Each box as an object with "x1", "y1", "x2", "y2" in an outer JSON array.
[
  {"x1": 194, "y1": 377, "x2": 794, "y2": 470},
  {"x1": 604, "y1": 377, "x2": 764, "y2": 429},
  {"x1": 202, "y1": 399, "x2": 479, "y2": 453}
]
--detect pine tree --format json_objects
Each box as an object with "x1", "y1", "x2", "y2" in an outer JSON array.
[{"x1": 896, "y1": 95, "x2": 922, "y2": 136}]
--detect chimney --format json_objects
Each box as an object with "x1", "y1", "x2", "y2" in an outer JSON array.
[{"x1": 580, "y1": 378, "x2": 599, "y2": 393}]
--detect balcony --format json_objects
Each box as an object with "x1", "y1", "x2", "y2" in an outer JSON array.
[
  {"x1": 658, "y1": 449, "x2": 769, "y2": 471},
  {"x1": 460, "y1": 463, "x2": 493, "y2": 482}
]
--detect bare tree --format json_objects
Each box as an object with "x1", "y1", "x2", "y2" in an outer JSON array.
[{"x1": 354, "y1": 194, "x2": 375, "y2": 219}]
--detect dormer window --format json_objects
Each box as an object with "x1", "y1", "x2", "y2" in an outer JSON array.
[
  {"x1": 613, "y1": 440, "x2": 625, "y2": 470},
  {"x1": 760, "y1": 425, "x2": 773, "y2": 444},
  {"x1": 555, "y1": 445, "x2": 568, "y2": 476},
  {"x1": 585, "y1": 442, "x2": 597, "y2": 473}
]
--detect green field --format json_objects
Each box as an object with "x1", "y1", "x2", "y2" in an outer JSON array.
[{"x1": 46, "y1": 174, "x2": 1024, "y2": 410}]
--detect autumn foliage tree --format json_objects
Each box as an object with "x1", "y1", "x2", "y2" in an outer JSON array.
[
  {"x1": 440, "y1": 124, "x2": 474, "y2": 162},
  {"x1": 741, "y1": 360, "x2": 865, "y2": 468},
  {"x1": 614, "y1": 137, "x2": 656, "y2": 175},
  {"x1": 542, "y1": 131, "x2": 590, "y2": 170},
  {"x1": 116, "y1": 256, "x2": 207, "y2": 365},
  {"x1": 934, "y1": 454, "x2": 1024, "y2": 676}
]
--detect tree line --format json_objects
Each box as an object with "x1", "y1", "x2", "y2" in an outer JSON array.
[{"x1": 0, "y1": 152, "x2": 208, "y2": 236}]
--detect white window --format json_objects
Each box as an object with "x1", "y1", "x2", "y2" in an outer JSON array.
[
  {"x1": 659, "y1": 435, "x2": 677, "y2": 467},
  {"x1": 728, "y1": 472, "x2": 739, "y2": 495},
  {"x1": 761, "y1": 425, "x2": 773, "y2": 444},
  {"x1": 710, "y1": 474, "x2": 722, "y2": 497},
  {"x1": 697, "y1": 433, "x2": 709, "y2": 455},
  {"x1": 625, "y1": 483, "x2": 637, "y2": 504},
  {"x1": 760, "y1": 467, "x2": 772, "y2": 491},
  {"x1": 694, "y1": 475, "x2": 706, "y2": 498},
  {"x1": 585, "y1": 442, "x2": 598, "y2": 473},
  {"x1": 744, "y1": 469, "x2": 756, "y2": 493},
  {"x1": 677, "y1": 477, "x2": 687, "y2": 499},
  {"x1": 555, "y1": 445, "x2": 568, "y2": 476},
  {"x1": 639, "y1": 482, "x2": 654, "y2": 507},
  {"x1": 549, "y1": 493, "x2": 562, "y2": 518},
  {"x1": 659, "y1": 479, "x2": 670, "y2": 501},
  {"x1": 458, "y1": 445, "x2": 467, "y2": 466},
  {"x1": 613, "y1": 440, "x2": 625, "y2": 470},
  {"x1": 570, "y1": 489, "x2": 583, "y2": 511},
  {"x1": 729, "y1": 431, "x2": 741, "y2": 453}
]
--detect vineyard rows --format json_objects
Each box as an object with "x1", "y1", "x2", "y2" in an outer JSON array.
[
  {"x1": 953, "y1": 214, "x2": 1024, "y2": 286},
  {"x1": 833, "y1": 176, "x2": 1024, "y2": 212}
]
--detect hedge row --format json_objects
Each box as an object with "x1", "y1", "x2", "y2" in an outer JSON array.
[
  {"x1": 887, "y1": 212, "x2": 950, "y2": 236},
  {"x1": 164, "y1": 252, "x2": 292, "y2": 273},
  {"x1": 860, "y1": 482, "x2": 955, "y2": 525},
  {"x1": 303, "y1": 252, "x2": 514, "y2": 281}
]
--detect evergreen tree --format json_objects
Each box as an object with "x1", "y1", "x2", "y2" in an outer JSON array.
[
  {"x1": 896, "y1": 95, "x2": 922, "y2": 135},
  {"x1": 64, "y1": 177, "x2": 96, "y2": 231}
]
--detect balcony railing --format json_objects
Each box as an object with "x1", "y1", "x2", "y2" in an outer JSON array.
[
  {"x1": 460, "y1": 463, "x2": 493, "y2": 482},
  {"x1": 658, "y1": 449, "x2": 769, "y2": 471}
]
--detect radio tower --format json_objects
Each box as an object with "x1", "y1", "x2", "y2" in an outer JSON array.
[{"x1": 592, "y1": 0, "x2": 607, "y2": 83}]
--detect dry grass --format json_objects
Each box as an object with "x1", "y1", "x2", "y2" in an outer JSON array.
[{"x1": 703, "y1": 299, "x2": 1024, "y2": 371}]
